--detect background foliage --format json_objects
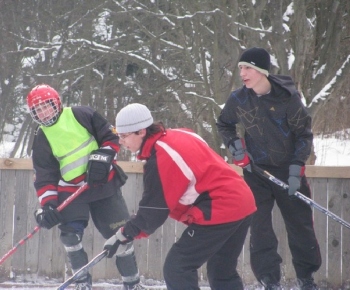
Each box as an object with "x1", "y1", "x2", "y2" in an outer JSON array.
[{"x1": 0, "y1": 0, "x2": 349, "y2": 161}]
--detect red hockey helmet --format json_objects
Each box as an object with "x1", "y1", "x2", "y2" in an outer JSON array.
[{"x1": 27, "y1": 84, "x2": 62, "y2": 126}]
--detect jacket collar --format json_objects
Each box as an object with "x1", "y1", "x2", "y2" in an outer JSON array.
[{"x1": 137, "y1": 130, "x2": 166, "y2": 160}]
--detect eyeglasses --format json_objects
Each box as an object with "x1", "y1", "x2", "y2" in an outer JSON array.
[{"x1": 117, "y1": 132, "x2": 135, "y2": 140}]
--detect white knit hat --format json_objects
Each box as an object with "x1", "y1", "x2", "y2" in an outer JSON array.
[{"x1": 115, "y1": 103, "x2": 154, "y2": 133}]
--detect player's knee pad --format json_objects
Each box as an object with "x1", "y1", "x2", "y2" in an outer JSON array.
[
  {"x1": 60, "y1": 231, "x2": 83, "y2": 247},
  {"x1": 115, "y1": 242, "x2": 140, "y2": 285},
  {"x1": 60, "y1": 232, "x2": 88, "y2": 272}
]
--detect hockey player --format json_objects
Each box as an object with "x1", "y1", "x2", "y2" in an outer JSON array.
[
  {"x1": 103, "y1": 103, "x2": 257, "y2": 290},
  {"x1": 26, "y1": 84, "x2": 144, "y2": 290},
  {"x1": 216, "y1": 47, "x2": 322, "y2": 289}
]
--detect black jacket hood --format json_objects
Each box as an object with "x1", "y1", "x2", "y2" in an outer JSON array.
[{"x1": 268, "y1": 74, "x2": 298, "y2": 99}]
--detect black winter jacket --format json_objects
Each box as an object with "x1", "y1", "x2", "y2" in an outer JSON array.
[{"x1": 216, "y1": 74, "x2": 313, "y2": 168}]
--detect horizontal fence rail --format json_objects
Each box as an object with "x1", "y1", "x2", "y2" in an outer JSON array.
[{"x1": 0, "y1": 159, "x2": 350, "y2": 288}]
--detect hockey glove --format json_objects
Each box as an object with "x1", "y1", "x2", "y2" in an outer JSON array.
[
  {"x1": 288, "y1": 164, "x2": 305, "y2": 196},
  {"x1": 34, "y1": 205, "x2": 63, "y2": 229},
  {"x1": 103, "y1": 227, "x2": 133, "y2": 258},
  {"x1": 228, "y1": 138, "x2": 252, "y2": 172},
  {"x1": 86, "y1": 148, "x2": 115, "y2": 186}
]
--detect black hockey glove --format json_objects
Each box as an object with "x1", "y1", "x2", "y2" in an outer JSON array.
[
  {"x1": 34, "y1": 205, "x2": 62, "y2": 229},
  {"x1": 86, "y1": 148, "x2": 115, "y2": 186},
  {"x1": 103, "y1": 227, "x2": 133, "y2": 258}
]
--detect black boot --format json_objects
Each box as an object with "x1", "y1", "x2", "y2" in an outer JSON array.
[
  {"x1": 75, "y1": 273, "x2": 92, "y2": 290},
  {"x1": 122, "y1": 283, "x2": 146, "y2": 290},
  {"x1": 297, "y1": 277, "x2": 319, "y2": 290},
  {"x1": 260, "y1": 275, "x2": 282, "y2": 290}
]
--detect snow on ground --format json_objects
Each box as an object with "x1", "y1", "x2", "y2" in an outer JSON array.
[
  {"x1": 313, "y1": 134, "x2": 350, "y2": 165},
  {"x1": 1, "y1": 133, "x2": 350, "y2": 165},
  {"x1": 0, "y1": 283, "x2": 168, "y2": 290},
  {"x1": 0, "y1": 279, "x2": 212, "y2": 290}
]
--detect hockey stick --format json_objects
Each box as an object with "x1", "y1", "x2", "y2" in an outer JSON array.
[
  {"x1": 253, "y1": 165, "x2": 350, "y2": 230},
  {"x1": 56, "y1": 250, "x2": 108, "y2": 290},
  {"x1": 0, "y1": 183, "x2": 89, "y2": 265}
]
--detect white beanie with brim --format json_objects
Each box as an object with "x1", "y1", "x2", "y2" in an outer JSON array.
[{"x1": 116, "y1": 103, "x2": 154, "y2": 133}]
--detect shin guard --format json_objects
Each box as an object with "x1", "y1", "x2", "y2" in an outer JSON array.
[
  {"x1": 61, "y1": 232, "x2": 89, "y2": 274},
  {"x1": 115, "y1": 242, "x2": 140, "y2": 286}
]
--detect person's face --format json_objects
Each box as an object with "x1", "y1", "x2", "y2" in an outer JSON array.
[
  {"x1": 32, "y1": 100, "x2": 59, "y2": 126},
  {"x1": 118, "y1": 129, "x2": 146, "y2": 153},
  {"x1": 35, "y1": 103, "x2": 56, "y2": 123},
  {"x1": 239, "y1": 65, "x2": 266, "y2": 90}
]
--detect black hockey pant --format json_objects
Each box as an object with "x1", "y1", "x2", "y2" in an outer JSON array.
[
  {"x1": 244, "y1": 167, "x2": 322, "y2": 284},
  {"x1": 59, "y1": 189, "x2": 140, "y2": 286},
  {"x1": 163, "y1": 215, "x2": 252, "y2": 290}
]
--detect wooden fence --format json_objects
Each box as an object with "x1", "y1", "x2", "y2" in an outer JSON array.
[{"x1": 0, "y1": 158, "x2": 350, "y2": 288}]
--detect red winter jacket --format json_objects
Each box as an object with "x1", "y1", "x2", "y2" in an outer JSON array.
[{"x1": 123, "y1": 128, "x2": 256, "y2": 239}]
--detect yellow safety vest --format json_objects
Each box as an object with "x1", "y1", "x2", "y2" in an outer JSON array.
[{"x1": 41, "y1": 108, "x2": 98, "y2": 181}]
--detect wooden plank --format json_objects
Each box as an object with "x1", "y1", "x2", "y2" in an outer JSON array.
[
  {"x1": 90, "y1": 223, "x2": 108, "y2": 281},
  {"x1": 341, "y1": 179, "x2": 350, "y2": 284},
  {"x1": 311, "y1": 178, "x2": 328, "y2": 285},
  {"x1": 23, "y1": 175, "x2": 41, "y2": 281},
  {"x1": 122, "y1": 173, "x2": 144, "y2": 216},
  {"x1": 81, "y1": 217, "x2": 95, "y2": 278},
  {"x1": 0, "y1": 170, "x2": 16, "y2": 279},
  {"x1": 11, "y1": 171, "x2": 30, "y2": 277},
  {"x1": 0, "y1": 159, "x2": 32, "y2": 170},
  {"x1": 1, "y1": 158, "x2": 350, "y2": 178},
  {"x1": 117, "y1": 161, "x2": 144, "y2": 174},
  {"x1": 51, "y1": 226, "x2": 66, "y2": 278},
  {"x1": 305, "y1": 166, "x2": 350, "y2": 179},
  {"x1": 0, "y1": 159, "x2": 148, "y2": 173},
  {"x1": 121, "y1": 173, "x2": 148, "y2": 280},
  {"x1": 37, "y1": 224, "x2": 55, "y2": 277},
  {"x1": 146, "y1": 226, "x2": 163, "y2": 280},
  {"x1": 326, "y1": 179, "x2": 342, "y2": 286},
  {"x1": 161, "y1": 219, "x2": 176, "y2": 280}
]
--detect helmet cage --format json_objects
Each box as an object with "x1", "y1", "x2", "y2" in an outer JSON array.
[{"x1": 29, "y1": 99, "x2": 61, "y2": 126}]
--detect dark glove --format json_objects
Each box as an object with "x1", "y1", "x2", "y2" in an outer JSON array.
[
  {"x1": 34, "y1": 205, "x2": 62, "y2": 229},
  {"x1": 288, "y1": 164, "x2": 305, "y2": 196},
  {"x1": 86, "y1": 148, "x2": 115, "y2": 186},
  {"x1": 228, "y1": 138, "x2": 252, "y2": 172},
  {"x1": 103, "y1": 227, "x2": 133, "y2": 258}
]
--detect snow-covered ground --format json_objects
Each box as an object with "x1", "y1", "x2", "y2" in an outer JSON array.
[
  {"x1": 313, "y1": 134, "x2": 350, "y2": 165},
  {"x1": 1, "y1": 133, "x2": 350, "y2": 165},
  {"x1": 0, "y1": 283, "x2": 169, "y2": 290},
  {"x1": 0, "y1": 278, "x2": 212, "y2": 290}
]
